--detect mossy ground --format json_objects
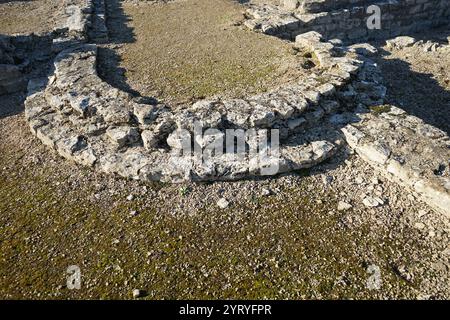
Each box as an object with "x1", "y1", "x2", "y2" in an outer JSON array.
[
  {"x1": 107, "y1": 0, "x2": 306, "y2": 105},
  {"x1": 369, "y1": 105, "x2": 392, "y2": 115}
]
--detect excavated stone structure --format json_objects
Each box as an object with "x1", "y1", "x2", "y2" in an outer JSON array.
[
  {"x1": 26, "y1": 31, "x2": 378, "y2": 183},
  {"x1": 0, "y1": 0, "x2": 447, "y2": 216},
  {"x1": 245, "y1": 0, "x2": 450, "y2": 42}
]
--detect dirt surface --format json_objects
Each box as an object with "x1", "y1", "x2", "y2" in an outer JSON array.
[
  {"x1": 0, "y1": 1, "x2": 449, "y2": 300},
  {"x1": 1, "y1": 101, "x2": 449, "y2": 299},
  {"x1": 0, "y1": 0, "x2": 65, "y2": 35},
  {"x1": 99, "y1": 0, "x2": 307, "y2": 105},
  {"x1": 376, "y1": 27, "x2": 450, "y2": 135}
]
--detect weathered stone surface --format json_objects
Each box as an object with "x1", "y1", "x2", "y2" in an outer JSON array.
[
  {"x1": 349, "y1": 43, "x2": 378, "y2": 57},
  {"x1": 295, "y1": 31, "x2": 322, "y2": 50},
  {"x1": 249, "y1": 103, "x2": 276, "y2": 127},
  {"x1": 141, "y1": 130, "x2": 159, "y2": 150},
  {"x1": 133, "y1": 103, "x2": 157, "y2": 125},
  {"x1": 65, "y1": 5, "x2": 88, "y2": 36},
  {"x1": 167, "y1": 129, "x2": 191, "y2": 151},
  {"x1": 282, "y1": 0, "x2": 300, "y2": 11},
  {"x1": 56, "y1": 135, "x2": 97, "y2": 167},
  {"x1": 357, "y1": 142, "x2": 391, "y2": 165}
]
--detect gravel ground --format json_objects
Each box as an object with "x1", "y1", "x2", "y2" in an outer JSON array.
[{"x1": 0, "y1": 0, "x2": 66, "y2": 35}]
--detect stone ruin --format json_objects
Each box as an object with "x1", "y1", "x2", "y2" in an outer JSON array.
[
  {"x1": 0, "y1": 0, "x2": 449, "y2": 217},
  {"x1": 245, "y1": 0, "x2": 450, "y2": 42}
]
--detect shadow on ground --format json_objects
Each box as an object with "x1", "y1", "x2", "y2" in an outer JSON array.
[
  {"x1": 356, "y1": 27, "x2": 450, "y2": 134},
  {"x1": 104, "y1": 0, "x2": 135, "y2": 45},
  {"x1": 376, "y1": 46, "x2": 450, "y2": 134}
]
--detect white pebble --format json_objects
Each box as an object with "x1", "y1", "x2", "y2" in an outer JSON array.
[{"x1": 217, "y1": 198, "x2": 229, "y2": 209}]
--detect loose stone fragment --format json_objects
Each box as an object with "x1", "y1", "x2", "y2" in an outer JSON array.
[
  {"x1": 134, "y1": 104, "x2": 157, "y2": 125},
  {"x1": 386, "y1": 36, "x2": 416, "y2": 50},
  {"x1": 337, "y1": 201, "x2": 353, "y2": 211},
  {"x1": 132, "y1": 289, "x2": 145, "y2": 298}
]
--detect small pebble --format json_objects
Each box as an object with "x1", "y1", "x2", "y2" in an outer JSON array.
[
  {"x1": 355, "y1": 176, "x2": 364, "y2": 184},
  {"x1": 418, "y1": 209, "x2": 428, "y2": 218},
  {"x1": 362, "y1": 196, "x2": 383, "y2": 208},
  {"x1": 414, "y1": 222, "x2": 425, "y2": 230},
  {"x1": 322, "y1": 175, "x2": 333, "y2": 185}
]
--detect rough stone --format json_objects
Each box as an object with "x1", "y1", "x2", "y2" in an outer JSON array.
[
  {"x1": 363, "y1": 196, "x2": 383, "y2": 208},
  {"x1": 217, "y1": 198, "x2": 230, "y2": 209},
  {"x1": 134, "y1": 103, "x2": 157, "y2": 125},
  {"x1": 132, "y1": 289, "x2": 145, "y2": 298},
  {"x1": 386, "y1": 36, "x2": 417, "y2": 50}
]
